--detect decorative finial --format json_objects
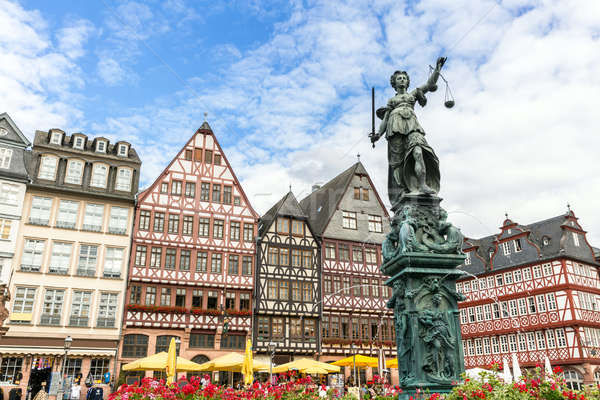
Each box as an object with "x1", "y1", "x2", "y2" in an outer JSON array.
[
  {"x1": 504, "y1": 212, "x2": 508, "y2": 220},
  {"x1": 289, "y1": 183, "x2": 292, "y2": 192},
  {"x1": 567, "y1": 203, "x2": 571, "y2": 213},
  {"x1": 357, "y1": 153, "x2": 361, "y2": 162},
  {"x1": 204, "y1": 112, "x2": 208, "y2": 121}
]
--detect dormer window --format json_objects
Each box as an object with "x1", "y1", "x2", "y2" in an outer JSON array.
[
  {"x1": 0, "y1": 147, "x2": 13, "y2": 169},
  {"x1": 543, "y1": 236, "x2": 550, "y2": 246},
  {"x1": 117, "y1": 144, "x2": 128, "y2": 157},
  {"x1": 73, "y1": 137, "x2": 85, "y2": 149},
  {"x1": 50, "y1": 131, "x2": 62, "y2": 144},
  {"x1": 96, "y1": 141, "x2": 107, "y2": 153},
  {"x1": 38, "y1": 155, "x2": 58, "y2": 180}
]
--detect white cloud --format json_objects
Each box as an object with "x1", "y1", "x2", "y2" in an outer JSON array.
[
  {"x1": 97, "y1": 57, "x2": 130, "y2": 86},
  {"x1": 57, "y1": 18, "x2": 95, "y2": 59}
]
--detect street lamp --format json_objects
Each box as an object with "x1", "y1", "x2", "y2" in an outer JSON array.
[
  {"x1": 267, "y1": 342, "x2": 276, "y2": 385},
  {"x1": 60, "y1": 336, "x2": 73, "y2": 400}
]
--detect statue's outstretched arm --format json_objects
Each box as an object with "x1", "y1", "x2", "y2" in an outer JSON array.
[{"x1": 417, "y1": 57, "x2": 446, "y2": 94}]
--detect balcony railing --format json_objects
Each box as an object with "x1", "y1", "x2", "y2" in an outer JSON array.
[
  {"x1": 76, "y1": 268, "x2": 96, "y2": 277},
  {"x1": 96, "y1": 317, "x2": 115, "y2": 328},
  {"x1": 39, "y1": 314, "x2": 61, "y2": 326},
  {"x1": 20, "y1": 264, "x2": 40, "y2": 272},
  {"x1": 28, "y1": 218, "x2": 49, "y2": 226},
  {"x1": 55, "y1": 221, "x2": 76, "y2": 229},
  {"x1": 69, "y1": 316, "x2": 88, "y2": 327}
]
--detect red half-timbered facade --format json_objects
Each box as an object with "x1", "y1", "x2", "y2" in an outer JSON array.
[
  {"x1": 458, "y1": 211, "x2": 600, "y2": 389},
  {"x1": 120, "y1": 122, "x2": 258, "y2": 379},
  {"x1": 300, "y1": 162, "x2": 394, "y2": 381}
]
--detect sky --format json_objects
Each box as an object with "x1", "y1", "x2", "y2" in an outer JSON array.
[{"x1": 1, "y1": 0, "x2": 600, "y2": 244}]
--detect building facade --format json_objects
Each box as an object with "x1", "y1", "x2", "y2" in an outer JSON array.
[
  {"x1": 0, "y1": 113, "x2": 30, "y2": 286},
  {"x1": 253, "y1": 192, "x2": 321, "y2": 363},
  {"x1": 300, "y1": 162, "x2": 394, "y2": 383},
  {"x1": 2, "y1": 129, "x2": 140, "y2": 397},
  {"x1": 458, "y1": 211, "x2": 600, "y2": 390},
  {"x1": 120, "y1": 122, "x2": 258, "y2": 383}
]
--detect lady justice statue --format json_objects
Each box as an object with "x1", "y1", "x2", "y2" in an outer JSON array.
[{"x1": 371, "y1": 57, "x2": 446, "y2": 210}]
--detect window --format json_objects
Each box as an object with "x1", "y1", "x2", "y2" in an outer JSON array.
[
  {"x1": 268, "y1": 280, "x2": 277, "y2": 299},
  {"x1": 160, "y1": 288, "x2": 171, "y2": 306},
  {"x1": 464, "y1": 252, "x2": 471, "y2": 265},
  {"x1": 278, "y1": 281, "x2": 289, "y2": 300},
  {"x1": 129, "y1": 285, "x2": 141, "y2": 304},
  {"x1": 38, "y1": 156, "x2": 58, "y2": 180},
  {"x1": 70, "y1": 291, "x2": 91, "y2": 326},
  {"x1": 56, "y1": 200, "x2": 79, "y2": 229},
  {"x1": 362, "y1": 188, "x2": 369, "y2": 201},
  {"x1": 77, "y1": 245, "x2": 98, "y2": 276},
  {"x1": 243, "y1": 223, "x2": 253, "y2": 242},
  {"x1": 0, "y1": 358, "x2": 23, "y2": 382},
  {"x1": 104, "y1": 248, "x2": 123, "y2": 278},
  {"x1": 225, "y1": 292, "x2": 235, "y2": 310},
  {"x1": 501, "y1": 241, "x2": 511, "y2": 255},
  {"x1": 95, "y1": 140, "x2": 106, "y2": 153},
  {"x1": 116, "y1": 168, "x2": 132, "y2": 191},
  {"x1": 83, "y1": 203, "x2": 104, "y2": 231},
  {"x1": 291, "y1": 250, "x2": 301, "y2": 267},
  {"x1": 180, "y1": 250, "x2": 191, "y2": 271},
  {"x1": 211, "y1": 253, "x2": 222, "y2": 273},
  {"x1": 223, "y1": 186, "x2": 232, "y2": 204},
  {"x1": 368, "y1": 215, "x2": 382, "y2": 233},
  {"x1": 200, "y1": 183, "x2": 210, "y2": 201},
  {"x1": 0, "y1": 147, "x2": 12, "y2": 169},
  {"x1": 171, "y1": 180, "x2": 182, "y2": 195},
  {"x1": 214, "y1": 153, "x2": 221, "y2": 165},
  {"x1": 213, "y1": 219, "x2": 224, "y2": 239},
  {"x1": 258, "y1": 317, "x2": 270, "y2": 340},
  {"x1": 89, "y1": 359, "x2": 110, "y2": 382},
  {"x1": 178, "y1": 215, "x2": 193, "y2": 236},
  {"x1": 221, "y1": 334, "x2": 245, "y2": 349},
  {"x1": 242, "y1": 256, "x2": 252, "y2": 275},
  {"x1": 514, "y1": 238, "x2": 522, "y2": 252},
  {"x1": 90, "y1": 164, "x2": 108, "y2": 188},
  {"x1": 205, "y1": 150, "x2": 213, "y2": 164},
  {"x1": 109, "y1": 207, "x2": 128, "y2": 234},
  {"x1": 272, "y1": 317, "x2": 284, "y2": 338},
  {"x1": 556, "y1": 329, "x2": 567, "y2": 347},
  {"x1": 277, "y1": 218, "x2": 289, "y2": 234},
  {"x1": 207, "y1": 291, "x2": 218, "y2": 309},
  {"x1": 302, "y1": 250, "x2": 311, "y2": 268},
  {"x1": 304, "y1": 319, "x2": 316, "y2": 341},
  {"x1": 302, "y1": 282, "x2": 312, "y2": 301},
  {"x1": 145, "y1": 287, "x2": 156, "y2": 305},
  {"x1": 342, "y1": 211, "x2": 357, "y2": 229},
  {"x1": 72, "y1": 136, "x2": 84, "y2": 149},
  {"x1": 65, "y1": 160, "x2": 84, "y2": 184},
  {"x1": 353, "y1": 187, "x2": 360, "y2": 199},
  {"x1": 228, "y1": 255, "x2": 239, "y2": 275},
  {"x1": 325, "y1": 244, "x2": 336, "y2": 259},
  {"x1": 168, "y1": 214, "x2": 179, "y2": 234},
  {"x1": 64, "y1": 359, "x2": 82, "y2": 380},
  {"x1": 537, "y1": 295, "x2": 547, "y2": 312},
  {"x1": 547, "y1": 293, "x2": 557, "y2": 310},
  {"x1": 0, "y1": 182, "x2": 18, "y2": 204},
  {"x1": 230, "y1": 221, "x2": 240, "y2": 241},
  {"x1": 563, "y1": 370, "x2": 583, "y2": 391},
  {"x1": 514, "y1": 269, "x2": 522, "y2": 282},
  {"x1": 117, "y1": 144, "x2": 128, "y2": 156},
  {"x1": 49, "y1": 242, "x2": 72, "y2": 274},
  {"x1": 184, "y1": 149, "x2": 193, "y2": 161},
  {"x1": 291, "y1": 220, "x2": 303, "y2": 235},
  {"x1": 190, "y1": 333, "x2": 214, "y2": 349},
  {"x1": 196, "y1": 252, "x2": 208, "y2": 272},
  {"x1": 139, "y1": 210, "x2": 150, "y2": 230},
  {"x1": 41, "y1": 289, "x2": 64, "y2": 325},
  {"x1": 165, "y1": 248, "x2": 176, "y2": 270},
  {"x1": 11, "y1": 287, "x2": 36, "y2": 315},
  {"x1": 150, "y1": 247, "x2": 162, "y2": 268},
  {"x1": 504, "y1": 272, "x2": 513, "y2": 285},
  {"x1": 239, "y1": 292, "x2": 250, "y2": 310},
  {"x1": 509, "y1": 300, "x2": 518, "y2": 317},
  {"x1": 30, "y1": 196, "x2": 52, "y2": 225},
  {"x1": 192, "y1": 290, "x2": 203, "y2": 307},
  {"x1": 339, "y1": 244, "x2": 349, "y2": 261},
  {"x1": 212, "y1": 184, "x2": 221, "y2": 203},
  {"x1": 518, "y1": 298, "x2": 527, "y2": 315},
  {"x1": 122, "y1": 335, "x2": 148, "y2": 358},
  {"x1": 533, "y1": 265, "x2": 542, "y2": 278},
  {"x1": 484, "y1": 304, "x2": 492, "y2": 320},
  {"x1": 279, "y1": 248, "x2": 289, "y2": 266},
  {"x1": 21, "y1": 239, "x2": 46, "y2": 272},
  {"x1": 523, "y1": 267, "x2": 532, "y2": 280},
  {"x1": 572, "y1": 232, "x2": 580, "y2": 247},
  {"x1": 536, "y1": 331, "x2": 546, "y2": 350},
  {"x1": 234, "y1": 196, "x2": 241, "y2": 206},
  {"x1": 352, "y1": 247, "x2": 363, "y2": 263},
  {"x1": 496, "y1": 274, "x2": 503, "y2": 286},
  {"x1": 198, "y1": 217, "x2": 210, "y2": 237},
  {"x1": 185, "y1": 182, "x2": 195, "y2": 198},
  {"x1": 291, "y1": 281, "x2": 301, "y2": 301},
  {"x1": 0, "y1": 219, "x2": 11, "y2": 240},
  {"x1": 542, "y1": 263, "x2": 552, "y2": 276}
]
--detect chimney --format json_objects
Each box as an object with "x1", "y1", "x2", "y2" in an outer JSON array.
[{"x1": 311, "y1": 184, "x2": 321, "y2": 192}]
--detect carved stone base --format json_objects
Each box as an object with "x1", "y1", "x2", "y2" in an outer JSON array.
[{"x1": 385, "y1": 263, "x2": 466, "y2": 397}]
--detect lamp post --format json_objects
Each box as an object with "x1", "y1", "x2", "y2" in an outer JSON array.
[
  {"x1": 60, "y1": 336, "x2": 73, "y2": 400},
  {"x1": 174, "y1": 337, "x2": 181, "y2": 381},
  {"x1": 267, "y1": 342, "x2": 276, "y2": 385}
]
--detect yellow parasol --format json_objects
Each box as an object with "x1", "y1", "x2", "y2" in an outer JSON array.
[
  {"x1": 386, "y1": 358, "x2": 398, "y2": 369},
  {"x1": 122, "y1": 352, "x2": 204, "y2": 372},
  {"x1": 166, "y1": 338, "x2": 177, "y2": 384},
  {"x1": 331, "y1": 354, "x2": 379, "y2": 368},
  {"x1": 272, "y1": 358, "x2": 340, "y2": 374},
  {"x1": 242, "y1": 339, "x2": 254, "y2": 385},
  {"x1": 197, "y1": 352, "x2": 269, "y2": 372}
]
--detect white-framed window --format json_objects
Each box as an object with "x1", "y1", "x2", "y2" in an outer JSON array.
[
  {"x1": 523, "y1": 267, "x2": 532, "y2": 280},
  {"x1": 514, "y1": 238, "x2": 523, "y2": 252},
  {"x1": 555, "y1": 329, "x2": 567, "y2": 347},
  {"x1": 103, "y1": 247, "x2": 123, "y2": 278},
  {"x1": 504, "y1": 272, "x2": 513, "y2": 284},
  {"x1": 518, "y1": 298, "x2": 528, "y2": 315},
  {"x1": 536, "y1": 331, "x2": 546, "y2": 349},
  {"x1": 0, "y1": 182, "x2": 18, "y2": 204},
  {"x1": 483, "y1": 304, "x2": 492, "y2": 320},
  {"x1": 342, "y1": 211, "x2": 357, "y2": 229},
  {"x1": 65, "y1": 160, "x2": 84, "y2": 184},
  {"x1": 50, "y1": 131, "x2": 62, "y2": 144},
  {"x1": 56, "y1": 200, "x2": 79, "y2": 229},
  {"x1": 474, "y1": 338, "x2": 482, "y2": 355},
  {"x1": 77, "y1": 244, "x2": 98, "y2": 276},
  {"x1": 108, "y1": 206, "x2": 128, "y2": 234},
  {"x1": 464, "y1": 252, "x2": 471, "y2": 265},
  {"x1": 518, "y1": 333, "x2": 527, "y2": 351},
  {"x1": 96, "y1": 140, "x2": 107, "y2": 153},
  {"x1": 83, "y1": 203, "x2": 104, "y2": 231},
  {"x1": 0, "y1": 218, "x2": 12, "y2": 240},
  {"x1": 97, "y1": 292, "x2": 118, "y2": 327},
  {"x1": 527, "y1": 332, "x2": 536, "y2": 350},
  {"x1": 12, "y1": 287, "x2": 36, "y2": 314},
  {"x1": 483, "y1": 337, "x2": 491, "y2": 354},
  {"x1": 514, "y1": 269, "x2": 522, "y2": 282},
  {"x1": 21, "y1": 239, "x2": 45, "y2": 271},
  {"x1": 509, "y1": 299, "x2": 518, "y2": 317},
  {"x1": 542, "y1": 263, "x2": 552, "y2": 276},
  {"x1": 533, "y1": 265, "x2": 542, "y2": 278},
  {"x1": 475, "y1": 305, "x2": 483, "y2": 322},
  {"x1": 537, "y1": 294, "x2": 547, "y2": 312},
  {"x1": 368, "y1": 215, "x2": 382, "y2": 233},
  {"x1": 90, "y1": 163, "x2": 108, "y2": 188},
  {"x1": 509, "y1": 334, "x2": 517, "y2": 352},
  {"x1": 501, "y1": 241, "x2": 511, "y2": 255},
  {"x1": 41, "y1": 289, "x2": 65, "y2": 325},
  {"x1": 491, "y1": 336, "x2": 499, "y2": 353},
  {"x1": 563, "y1": 369, "x2": 584, "y2": 391},
  {"x1": 500, "y1": 335, "x2": 508, "y2": 353},
  {"x1": 69, "y1": 291, "x2": 91, "y2": 327},
  {"x1": 117, "y1": 144, "x2": 128, "y2": 157},
  {"x1": 29, "y1": 196, "x2": 52, "y2": 225},
  {"x1": 38, "y1": 155, "x2": 58, "y2": 180},
  {"x1": 0, "y1": 147, "x2": 12, "y2": 169},
  {"x1": 572, "y1": 232, "x2": 580, "y2": 247},
  {"x1": 546, "y1": 330, "x2": 556, "y2": 348},
  {"x1": 115, "y1": 168, "x2": 132, "y2": 191},
  {"x1": 547, "y1": 293, "x2": 557, "y2": 310},
  {"x1": 49, "y1": 242, "x2": 72, "y2": 274},
  {"x1": 73, "y1": 136, "x2": 85, "y2": 149}
]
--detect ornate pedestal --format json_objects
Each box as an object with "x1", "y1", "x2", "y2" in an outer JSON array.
[{"x1": 381, "y1": 195, "x2": 466, "y2": 398}]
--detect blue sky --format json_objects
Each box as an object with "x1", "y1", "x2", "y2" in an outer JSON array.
[{"x1": 2, "y1": 0, "x2": 600, "y2": 244}]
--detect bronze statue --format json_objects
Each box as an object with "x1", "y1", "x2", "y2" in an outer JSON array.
[
  {"x1": 419, "y1": 293, "x2": 455, "y2": 381},
  {"x1": 371, "y1": 57, "x2": 446, "y2": 208}
]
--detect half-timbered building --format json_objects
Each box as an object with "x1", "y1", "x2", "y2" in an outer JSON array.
[
  {"x1": 458, "y1": 210, "x2": 600, "y2": 390},
  {"x1": 120, "y1": 122, "x2": 258, "y2": 382},
  {"x1": 300, "y1": 162, "x2": 393, "y2": 382},
  {"x1": 253, "y1": 192, "x2": 320, "y2": 362}
]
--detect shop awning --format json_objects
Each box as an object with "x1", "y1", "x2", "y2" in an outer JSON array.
[{"x1": 0, "y1": 347, "x2": 116, "y2": 357}]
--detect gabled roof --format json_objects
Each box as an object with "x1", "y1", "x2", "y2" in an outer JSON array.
[
  {"x1": 0, "y1": 112, "x2": 31, "y2": 147},
  {"x1": 259, "y1": 191, "x2": 306, "y2": 237},
  {"x1": 299, "y1": 161, "x2": 388, "y2": 237}
]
